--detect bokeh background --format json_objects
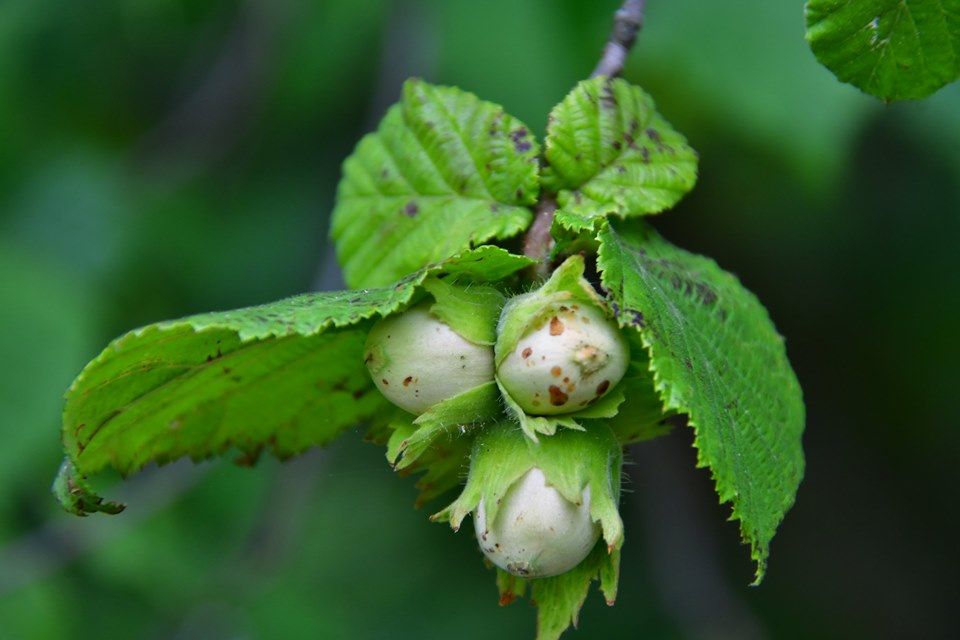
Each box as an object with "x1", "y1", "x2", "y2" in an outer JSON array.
[{"x1": 1, "y1": 0, "x2": 958, "y2": 638}]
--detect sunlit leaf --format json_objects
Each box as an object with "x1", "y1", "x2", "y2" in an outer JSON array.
[
  {"x1": 57, "y1": 247, "x2": 531, "y2": 514},
  {"x1": 332, "y1": 79, "x2": 540, "y2": 288},
  {"x1": 543, "y1": 77, "x2": 698, "y2": 232}
]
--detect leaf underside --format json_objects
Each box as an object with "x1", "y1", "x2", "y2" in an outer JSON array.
[
  {"x1": 597, "y1": 220, "x2": 805, "y2": 582},
  {"x1": 806, "y1": 0, "x2": 960, "y2": 101},
  {"x1": 331, "y1": 78, "x2": 540, "y2": 288},
  {"x1": 543, "y1": 76, "x2": 698, "y2": 233},
  {"x1": 57, "y1": 247, "x2": 531, "y2": 514}
]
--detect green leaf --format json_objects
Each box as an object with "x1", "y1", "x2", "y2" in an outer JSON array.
[
  {"x1": 497, "y1": 376, "x2": 626, "y2": 441},
  {"x1": 51, "y1": 459, "x2": 125, "y2": 516},
  {"x1": 331, "y1": 78, "x2": 540, "y2": 288},
  {"x1": 542, "y1": 77, "x2": 698, "y2": 233},
  {"x1": 530, "y1": 544, "x2": 620, "y2": 640},
  {"x1": 496, "y1": 545, "x2": 620, "y2": 640},
  {"x1": 393, "y1": 381, "x2": 502, "y2": 469},
  {"x1": 495, "y1": 567, "x2": 528, "y2": 606},
  {"x1": 607, "y1": 336, "x2": 675, "y2": 445},
  {"x1": 423, "y1": 278, "x2": 505, "y2": 345},
  {"x1": 597, "y1": 221, "x2": 805, "y2": 582},
  {"x1": 806, "y1": 0, "x2": 960, "y2": 101},
  {"x1": 385, "y1": 409, "x2": 478, "y2": 508},
  {"x1": 383, "y1": 381, "x2": 501, "y2": 506},
  {"x1": 57, "y1": 246, "x2": 531, "y2": 515}
]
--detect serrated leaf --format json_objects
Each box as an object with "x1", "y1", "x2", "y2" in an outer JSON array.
[
  {"x1": 806, "y1": 0, "x2": 960, "y2": 101},
  {"x1": 542, "y1": 77, "x2": 698, "y2": 232},
  {"x1": 332, "y1": 78, "x2": 540, "y2": 288},
  {"x1": 597, "y1": 221, "x2": 805, "y2": 582},
  {"x1": 57, "y1": 246, "x2": 531, "y2": 515}
]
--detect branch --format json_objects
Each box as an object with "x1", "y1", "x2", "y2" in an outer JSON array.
[
  {"x1": 522, "y1": 0, "x2": 647, "y2": 273},
  {"x1": 522, "y1": 196, "x2": 557, "y2": 280},
  {"x1": 591, "y1": 0, "x2": 646, "y2": 79}
]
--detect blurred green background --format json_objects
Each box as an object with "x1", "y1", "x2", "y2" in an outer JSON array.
[{"x1": 1, "y1": 0, "x2": 958, "y2": 638}]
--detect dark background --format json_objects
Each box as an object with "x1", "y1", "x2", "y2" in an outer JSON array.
[{"x1": 1, "y1": 1, "x2": 958, "y2": 638}]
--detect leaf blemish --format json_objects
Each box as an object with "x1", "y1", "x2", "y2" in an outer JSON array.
[{"x1": 510, "y1": 127, "x2": 532, "y2": 153}]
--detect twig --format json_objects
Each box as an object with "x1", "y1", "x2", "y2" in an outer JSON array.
[
  {"x1": 522, "y1": 0, "x2": 647, "y2": 274},
  {"x1": 591, "y1": 0, "x2": 646, "y2": 79},
  {"x1": 522, "y1": 196, "x2": 557, "y2": 280}
]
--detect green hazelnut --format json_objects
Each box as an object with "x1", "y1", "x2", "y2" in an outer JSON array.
[
  {"x1": 364, "y1": 302, "x2": 494, "y2": 414},
  {"x1": 497, "y1": 302, "x2": 628, "y2": 415}
]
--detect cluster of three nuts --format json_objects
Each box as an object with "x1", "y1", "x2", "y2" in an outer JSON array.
[{"x1": 363, "y1": 287, "x2": 629, "y2": 579}]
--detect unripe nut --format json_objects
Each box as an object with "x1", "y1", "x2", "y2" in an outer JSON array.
[
  {"x1": 364, "y1": 302, "x2": 494, "y2": 415},
  {"x1": 474, "y1": 468, "x2": 599, "y2": 578},
  {"x1": 498, "y1": 302, "x2": 628, "y2": 415}
]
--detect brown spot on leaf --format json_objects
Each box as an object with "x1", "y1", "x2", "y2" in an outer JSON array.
[
  {"x1": 381, "y1": 379, "x2": 389, "y2": 386},
  {"x1": 549, "y1": 317, "x2": 565, "y2": 336},
  {"x1": 510, "y1": 127, "x2": 532, "y2": 153},
  {"x1": 521, "y1": 347, "x2": 533, "y2": 359},
  {"x1": 234, "y1": 449, "x2": 262, "y2": 467},
  {"x1": 596, "y1": 380, "x2": 610, "y2": 396},
  {"x1": 551, "y1": 366, "x2": 562, "y2": 377},
  {"x1": 403, "y1": 376, "x2": 413, "y2": 387},
  {"x1": 403, "y1": 201, "x2": 419, "y2": 217},
  {"x1": 548, "y1": 385, "x2": 569, "y2": 406}
]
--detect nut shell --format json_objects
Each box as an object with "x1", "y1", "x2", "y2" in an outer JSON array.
[
  {"x1": 498, "y1": 302, "x2": 628, "y2": 415},
  {"x1": 474, "y1": 467, "x2": 599, "y2": 578},
  {"x1": 364, "y1": 303, "x2": 494, "y2": 414}
]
